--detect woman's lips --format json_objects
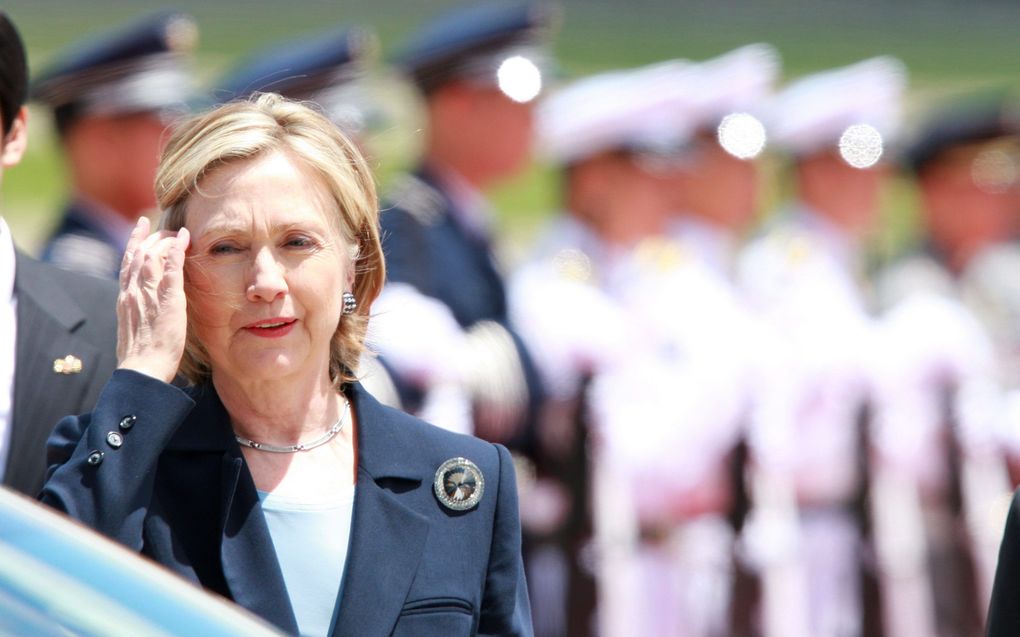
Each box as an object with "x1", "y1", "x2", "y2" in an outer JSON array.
[{"x1": 243, "y1": 318, "x2": 297, "y2": 338}]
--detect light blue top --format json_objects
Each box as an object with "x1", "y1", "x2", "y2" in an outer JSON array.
[{"x1": 258, "y1": 485, "x2": 356, "y2": 637}]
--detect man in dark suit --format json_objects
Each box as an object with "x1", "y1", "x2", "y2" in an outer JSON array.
[{"x1": 0, "y1": 11, "x2": 118, "y2": 496}]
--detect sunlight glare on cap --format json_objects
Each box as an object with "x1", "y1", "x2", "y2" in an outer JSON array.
[
  {"x1": 838, "y1": 123, "x2": 884, "y2": 168},
  {"x1": 497, "y1": 55, "x2": 542, "y2": 103},
  {"x1": 717, "y1": 113, "x2": 766, "y2": 159}
]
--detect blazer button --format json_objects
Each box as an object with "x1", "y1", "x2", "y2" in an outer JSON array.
[
  {"x1": 119, "y1": 415, "x2": 137, "y2": 430},
  {"x1": 106, "y1": 432, "x2": 124, "y2": 449},
  {"x1": 86, "y1": 450, "x2": 104, "y2": 466}
]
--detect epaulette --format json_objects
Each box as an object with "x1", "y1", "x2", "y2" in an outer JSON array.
[
  {"x1": 874, "y1": 254, "x2": 953, "y2": 310},
  {"x1": 753, "y1": 227, "x2": 814, "y2": 268},
  {"x1": 779, "y1": 231, "x2": 814, "y2": 267},
  {"x1": 550, "y1": 248, "x2": 594, "y2": 283},
  {"x1": 633, "y1": 236, "x2": 690, "y2": 273},
  {"x1": 46, "y1": 233, "x2": 121, "y2": 279},
  {"x1": 386, "y1": 174, "x2": 445, "y2": 226}
]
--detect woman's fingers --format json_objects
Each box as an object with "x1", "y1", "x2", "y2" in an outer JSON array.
[
  {"x1": 119, "y1": 216, "x2": 150, "y2": 289},
  {"x1": 126, "y1": 229, "x2": 164, "y2": 291},
  {"x1": 162, "y1": 227, "x2": 190, "y2": 290},
  {"x1": 116, "y1": 225, "x2": 191, "y2": 383},
  {"x1": 126, "y1": 230, "x2": 183, "y2": 291},
  {"x1": 139, "y1": 234, "x2": 180, "y2": 289}
]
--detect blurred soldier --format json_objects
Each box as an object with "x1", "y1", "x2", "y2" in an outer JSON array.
[
  {"x1": 514, "y1": 62, "x2": 685, "y2": 637},
  {"x1": 737, "y1": 57, "x2": 907, "y2": 637},
  {"x1": 870, "y1": 287, "x2": 1003, "y2": 637},
  {"x1": 208, "y1": 26, "x2": 400, "y2": 407},
  {"x1": 889, "y1": 92, "x2": 1020, "y2": 280},
  {"x1": 665, "y1": 43, "x2": 779, "y2": 276},
  {"x1": 656, "y1": 43, "x2": 780, "y2": 636},
  {"x1": 371, "y1": 6, "x2": 558, "y2": 630},
  {"x1": 514, "y1": 61, "x2": 762, "y2": 637},
  {"x1": 875, "y1": 93, "x2": 1020, "y2": 636},
  {"x1": 0, "y1": 12, "x2": 117, "y2": 496},
  {"x1": 31, "y1": 10, "x2": 198, "y2": 278},
  {"x1": 370, "y1": 2, "x2": 556, "y2": 443},
  {"x1": 881, "y1": 92, "x2": 1020, "y2": 401}
]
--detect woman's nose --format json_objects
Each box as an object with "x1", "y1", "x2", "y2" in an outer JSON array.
[{"x1": 246, "y1": 248, "x2": 287, "y2": 302}]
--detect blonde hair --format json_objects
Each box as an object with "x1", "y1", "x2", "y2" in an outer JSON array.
[{"x1": 156, "y1": 93, "x2": 385, "y2": 387}]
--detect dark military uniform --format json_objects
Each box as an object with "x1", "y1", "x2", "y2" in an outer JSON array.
[
  {"x1": 30, "y1": 10, "x2": 197, "y2": 278},
  {"x1": 379, "y1": 5, "x2": 563, "y2": 632},
  {"x1": 381, "y1": 167, "x2": 543, "y2": 444},
  {"x1": 384, "y1": 168, "x2": 511, "y2": 330}
]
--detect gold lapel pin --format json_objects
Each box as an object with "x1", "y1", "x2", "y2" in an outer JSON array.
[
  {"x1": 53, "y1": 354, "x2": 83, "y2": 375},
  {"x1": 434, "y1": 457, "x2": 484, "y2": 512}
]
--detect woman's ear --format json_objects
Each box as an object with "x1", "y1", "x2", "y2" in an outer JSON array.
[{"x1": 1, "y1": 107, "x2": 28, "y2": 169}]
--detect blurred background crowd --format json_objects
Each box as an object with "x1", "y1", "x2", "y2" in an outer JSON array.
[{"x1": 5, "y1": 1, "x2": 1020, "y2": 636}]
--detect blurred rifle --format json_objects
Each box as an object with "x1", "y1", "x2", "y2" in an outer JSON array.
[
  {"x1": 949, "y1": 380, "x2": 1012, "y2": 632},
  {"x1": 865, "y1": 398, "x2": 935, "y2": 637}
]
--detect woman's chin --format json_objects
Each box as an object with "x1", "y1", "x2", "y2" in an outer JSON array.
[{"x1": 226, "y1": 352, "x2": 313, "y2": 383}]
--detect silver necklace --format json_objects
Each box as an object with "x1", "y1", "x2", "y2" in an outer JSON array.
[{"x1": 234, "y1": 396, "x2": 350, "y2": 453}]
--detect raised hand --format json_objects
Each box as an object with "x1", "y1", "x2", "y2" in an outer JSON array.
[{"x1": 116, "y1": 217, "x2": 191, "y2": 383}]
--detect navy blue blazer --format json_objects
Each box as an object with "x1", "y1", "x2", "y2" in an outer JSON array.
[{"x1": 41, "y1": 371, "x2": 533, "y2": 637}]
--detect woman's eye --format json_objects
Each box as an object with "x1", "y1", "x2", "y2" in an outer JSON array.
[
  {"x1": 286, "y1": 236, "x2": 315, "y2": 249},
  {"x1": 210, "y1": 243, "x2": 242, "y2": 255}
]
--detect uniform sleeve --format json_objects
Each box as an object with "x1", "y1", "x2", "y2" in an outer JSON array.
[
  {"x1": 988, "y1": 488, "x2": 1020, "y2": 636},
  {"x1": 40, "y1": 369, "x2": 195, "y2": 550},
  {"x1": 478, "y1": 443, "x2": 533, "y2": 637}
]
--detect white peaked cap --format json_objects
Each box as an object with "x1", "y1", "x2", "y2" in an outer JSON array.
[
  {"x1": 537, "y1": 44, "x2": 780, "y2": 165},
  {"x1": 688, "y1": 43, "x2": 781, "y2": 124},
  {"x1": 767, "y1": 56, "x2": 907, "y2": 155},
  {"x1": 537, "y1": 60, "x2": 700, "y2": 164}
]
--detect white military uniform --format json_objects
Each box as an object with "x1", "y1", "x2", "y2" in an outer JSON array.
[
  {"x1": 515, "y1": 54, "x2": 781, "y2": 637},
  {"x1": 875, "y1": 248, "x2": 1014, "y2": 635},
  {"x1": 512, "y1": 222, "x2": 762, "y2": 637},
  {"x1": 736, "y1": 56, "x2": 908, "y2": 637},
  {"x1": 738, "y1": 208, "x2": 876, "y2": 637}
]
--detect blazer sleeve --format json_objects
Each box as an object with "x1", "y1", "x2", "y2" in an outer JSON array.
[
  {"x1": 40, "y1": 370, "x2": 195, "y2": 550},
  {"x1": 478, "y1": 443, "x2": 533, "y2": 637},
  {"x1": 988, "y1": 487, "x2": 1020, "y2": 636}
]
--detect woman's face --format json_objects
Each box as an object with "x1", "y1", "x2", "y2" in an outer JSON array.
[{"x1": 184, "y1": 150, "x2": 349, "y2": 386}]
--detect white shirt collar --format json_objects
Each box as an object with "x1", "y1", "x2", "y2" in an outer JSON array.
[
  {"x1": 0, "y1": 215, "x2": 16, "y2": 477},
  {"x1": 0, "y1": 217, "x2": 15, "y2": 303}
]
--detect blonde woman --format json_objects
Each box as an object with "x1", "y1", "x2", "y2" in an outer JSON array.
[{"x1": 42, "y1": 94, "x2": 532, "y2": 637}]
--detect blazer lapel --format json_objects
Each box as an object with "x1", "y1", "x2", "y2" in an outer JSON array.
[
  {"x1": 172, "y1": 384, "x2": 298, "y2": 635},
  {"x1": 333, "y1": 383, "x2": 431, "y2": 637}
]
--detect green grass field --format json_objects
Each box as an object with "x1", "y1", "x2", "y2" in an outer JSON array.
[{"x1": 3, "y1": 0, "x2": 1019, "y2": 258}]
